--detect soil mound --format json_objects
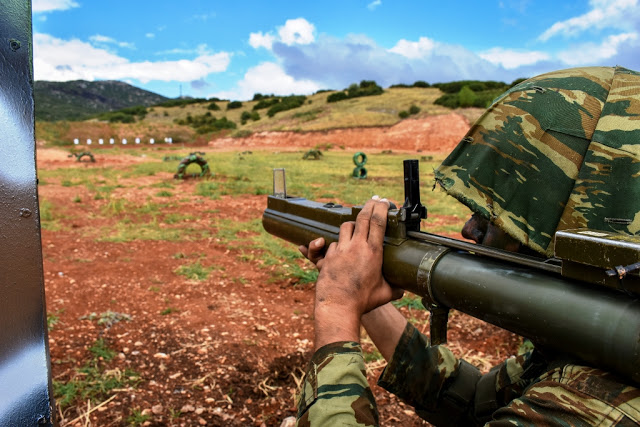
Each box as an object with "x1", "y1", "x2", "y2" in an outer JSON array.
[{"x1": 210, "y1": 113, "x2": 470, "y2": 153}]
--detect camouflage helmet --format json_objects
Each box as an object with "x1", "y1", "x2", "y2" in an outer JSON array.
[{"x1": 435, "y1": 66, "x2": 640, "y2": 256}]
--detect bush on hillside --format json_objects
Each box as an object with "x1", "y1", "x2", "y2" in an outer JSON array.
[
  {"x1": 327, "y1": 80, "x2": 384, "y2": 103},
  {"x1": 413, "y1": 80, "x2": 430, "y2": 88},
  {"x1": 433, "y1": 80, "x2": 507, "y2": 94},
  {"x1": 252, "y1": 93, "x2": 275, "y2": 101},
  {"x1": 266, "y1": 95, "x2": 307, "y2": 117},
  {"x1": 174, "y1": 113, "x2": 236, "y2": 134},
  {"x1": 227, "y1": 101, "x2": 243, "y2": 110},
  {"x1": 326, "y1": 92, "x2": 350, "y2": 103},
  {"x1": 458, "y1": 86, "x2": 477, "y2": 108},
  {"x1": 155, "y1": 98, "x2": 208, "y2": 108},
  {"x1": 253, "y1": 98, "x2": 281, "y2": 110},
  {"x1": 207, "y1": 102, "x2": 221, "y2": 111},
  {"x1": 104, "y1": 111, "x2": 136, "y2": 123},
  {"x1": 97, "y1": 105, "x2": 147, "y2": 123},
  {"x1": 241, "y1": 111, "x2": 260, "y2": 124},
  {"x1": 432, "y1": 79, "x2": 524, "y2": 109},
  {"x1": 399, "y1": 104, "x2": 421, "y2": 119}
]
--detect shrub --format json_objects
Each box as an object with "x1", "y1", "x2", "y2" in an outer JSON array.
[
  {"x1": 266, "y1": 95, "x2": 306, "y2": 117},
  {"x1": 240, "y1": 111, "x2": 259, "y2": 124},
  {"x1": 398, "y1": 110, "x2": 409, "y2": 119},
  {"x1": 458, "y1": 86, "x2": 477, "y2": 108},
  {"x1": 207, "y1": 102, "x2": 221, "y2": 111},
  {"x1": 252, "y1": 93, "x2": 274, "y2": 101},
  {"x1": 327, "y1": 92, "x2": 349, "y2": 103},
  {"x1": 155, "y1": 98, "x2": 207, "y2": 107},
  {"x1": 174, "y1": 113, "x2": 236, "y2": 133},
  {"x1": 409, "y1": 105, "x2": 421, "y2": 115},
  {"x1": 413, "y1": 80, "x2": 430, "y2": 88},
  {"x1": 227, "y1": 101, "x2": 243, "y2": 110},
  {"x1": 253, "y1": 98, "x2": 280, "y2": 110},
  {"x1": 327, "y1": 80, "x2": 383, "y2": 103},
  {"x1": 433, "y1": 80, "x2": 507, "y2": 94},
  {"x1": 105, "y1": 112, "x2": 135, "y2": 123}
]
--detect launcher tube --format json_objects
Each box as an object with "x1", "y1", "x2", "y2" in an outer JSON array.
[{"x1": 262, "y1": 196, "x2": 640, "y2": 383}]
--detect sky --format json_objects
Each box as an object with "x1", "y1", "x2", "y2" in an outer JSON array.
[{"x1": 32, "y1": 0, "x2": 640, "y2": 100}]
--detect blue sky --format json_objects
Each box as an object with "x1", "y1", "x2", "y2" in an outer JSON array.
[{"x1": 32, "y1": 0, "x2": 640, "y2": 100}]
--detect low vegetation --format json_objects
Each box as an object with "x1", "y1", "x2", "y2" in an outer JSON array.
[
  {"x1": 34, "y1": 77, "x2": 527, "y2": 145},
  {"x1": 433, "y1": 78, "x2": 526, "y2": 109},
  {"x1": 327, "y1": 80, "x2": 384, "y2": 103}
]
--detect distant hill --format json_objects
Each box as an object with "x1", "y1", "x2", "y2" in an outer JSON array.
[{"x1": 35, "y1": 80, "x2": 169, "y2": 121}]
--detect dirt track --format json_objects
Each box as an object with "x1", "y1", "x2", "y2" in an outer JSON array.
[
  {"x1": 209, "y1": 113, "x2": 472, "y2": 153},
  {"x1": 41, "y1": 113, "x2": 521, "y2": 426}
]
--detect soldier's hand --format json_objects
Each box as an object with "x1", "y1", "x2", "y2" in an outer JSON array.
[
  {"x1": 312, "y1": 197, "x2": 403, "y2": 349},
  {"x1": 299, "y1": 237, "x2": 326, "y2": 271}
]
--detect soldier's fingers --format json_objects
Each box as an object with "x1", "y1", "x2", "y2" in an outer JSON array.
[
  {"x1": 353, "y1": 199, "x2": 376, "y2": 240},
  {"x1": 298, "y1": 245, "x2": 309, "y2": 258},
  {"x1": 338, "y1": 221, "x2": 355, "y2": 244},
  {"x1": 367, "y1": 199, "x2": 390, "y2": 244},
  {"x1": 306, "y1": 238, "x2": 326, "y2": 264},
  {"x1": 390, "y1": 287, "x2": 405, "y2": 301}
]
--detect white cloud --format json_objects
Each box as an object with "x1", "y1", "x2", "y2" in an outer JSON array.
[
  {"x1": 32, "y1": 0, "x2": 78, "y2": 13},
  {"x1": 156, "y1": 44, "x2": 213, "y2": 56},
  {"x1": 388, "y1": 37, "x2": 437, "y2": 59},
  {"x1": 557, "y1": 32, "x2": 638, "y2": 64},
  {"x1": 89, "y1": 34, "x2": 135, "y2": 49},
  {"x1": 146, "y1": 33, "x2": 155, "y2": 39},
  {"x1": 478, "y1": 47, "x2": 551, "y2": 69},
  {"x1": 34, "y1": 33, "x2": 231, "y2": 83},
  {"x1": 210, "y1": 62, "x2": 320, "y2": 101},
  {"x1": 249, "y1": 18, "x2": 315, "y2": 51},
  {"x1": 539, "y1": 0, "x2": 639, "y2": 41},
  {"x1": 367, "y1": 0, "x2": 382, "y2": 11},
  {"x1": 249, "y1": 32, "x2": 276, "y2": 50},
  {"x1": 278, "y1": 18, "x2": 315, "y2": 46}
]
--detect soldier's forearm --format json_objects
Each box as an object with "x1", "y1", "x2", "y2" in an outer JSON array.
[
  {"x1": 314, "y1": 303, "x2": 361, "y2": 350},
  {"x1": 362, "y1": 303, "x2": 407, "y2": 361}
]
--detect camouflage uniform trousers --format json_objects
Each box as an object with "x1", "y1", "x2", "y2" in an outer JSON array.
[{"x1": 296, "y1": 323, "x2": 640, "y2": 426}]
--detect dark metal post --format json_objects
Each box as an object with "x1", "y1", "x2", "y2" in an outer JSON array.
[{"x1": 0, "y1": 2, "x2": 55, "y2": 425}]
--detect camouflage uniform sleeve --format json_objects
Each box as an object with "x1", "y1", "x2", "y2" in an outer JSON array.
[
  {"x1": 377, "y1": 323, "x2": 544, "y2": 425},
  {"x1": 378, "y1": 322, "x2": 483, "y2": 425},
  {"x1": 491, "y1": 365, "x2": 640, "y2": 426},
  {"x1": 296, "y1": 341, "x2": 379, "y2": 427}
]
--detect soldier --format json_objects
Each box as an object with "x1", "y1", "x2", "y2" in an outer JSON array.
[{"x1": 296, "y1": 66, "x2": 640, "y2": 425}]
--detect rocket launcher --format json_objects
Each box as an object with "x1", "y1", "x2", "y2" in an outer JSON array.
[{"x1": 262, "y1": 160, "x2": 640, "y2": 383}]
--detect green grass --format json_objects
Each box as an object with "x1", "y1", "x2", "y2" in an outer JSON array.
[
  {"x1": 47, "y1": 312, "x2": 60, "y2": 331},
  {"x1": 392, "y1": 294, "x2": 425, "y2": 310},
  {"x1": 39, "y1": 198, "x2": 65, "y2": 231},
  {"x1": 174, "y1": 261, "x2": 214, "y2": 281},
  {"x1": 98, "y1": 221, "x2": 210, "y2": 243},
  {"x1": 127, "y1": 408, "x2": 151, "y2": 426},
  {"x1": 53, "y1": 338, "x2": 140, "y2": 410}
]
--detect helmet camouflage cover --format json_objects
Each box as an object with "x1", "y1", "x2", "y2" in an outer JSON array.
[{"x1": 435, "y1": 66, "x2": 640, "y2": 256}]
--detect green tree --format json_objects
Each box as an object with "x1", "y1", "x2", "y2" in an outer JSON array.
[{"x1": 458, "y1": 86, "x2": 477, "y2": 108}]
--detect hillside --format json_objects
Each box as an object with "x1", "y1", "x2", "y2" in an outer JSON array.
[
  {"x1": 35, "y1": 80, "x2": 168, "y2": 121},
  {"x1": 36, "y1": 85, "x2": 485, "y2": 147}
]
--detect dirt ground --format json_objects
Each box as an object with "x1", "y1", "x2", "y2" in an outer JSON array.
[{"x1": 41, "y1": 112, "x2": 521, "y2": 426}]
